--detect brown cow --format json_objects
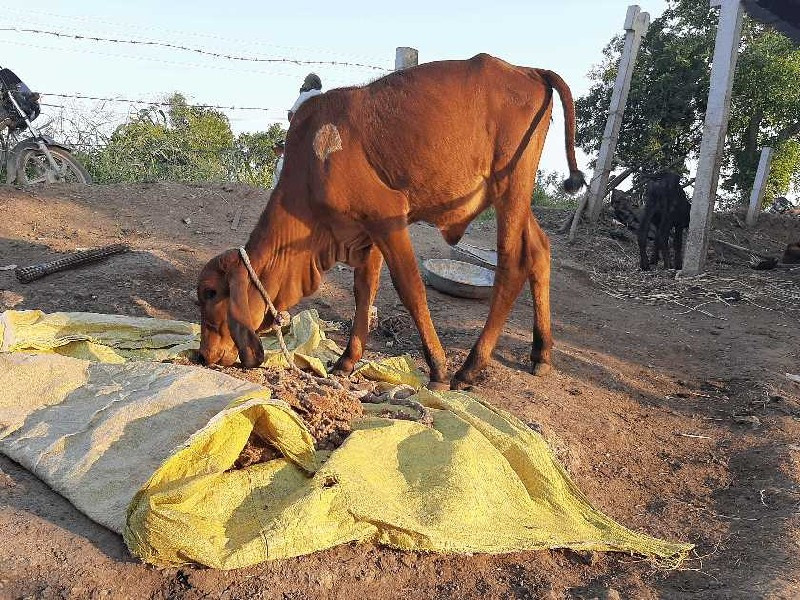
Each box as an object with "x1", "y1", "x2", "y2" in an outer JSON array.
[{"x1": 197, "y1": 54, "x2": 584, "y2": 389}]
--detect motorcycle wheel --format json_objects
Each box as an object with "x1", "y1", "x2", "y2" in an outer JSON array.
[{"x1": 15, "y1": 145, "x2": 92, "y2": 184}]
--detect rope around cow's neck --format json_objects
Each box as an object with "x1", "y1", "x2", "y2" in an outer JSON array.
[
  {"x1": 237, "y1": 246, "x2": 342, "y2": 389},
  {"x1": 238, "y1": 246, "x2": 284, "y2": 326}
]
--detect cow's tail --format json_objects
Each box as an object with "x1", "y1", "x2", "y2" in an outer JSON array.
[{"x1": 537, "y1": 69, "x2": 586, "y2": 194}]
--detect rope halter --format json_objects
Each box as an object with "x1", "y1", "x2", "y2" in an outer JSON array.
[
  {"x1": 237, "y1": 246, "x2": 342, "y2": 389},
  {"x1": 237, "y1": 246, "x2": 291, "y2": 328}
]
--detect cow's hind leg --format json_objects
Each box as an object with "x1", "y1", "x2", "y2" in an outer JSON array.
[
  {"x1": 333, "y1": 245, "x2": 383, "y2": 375},
  {"x1": 451, "y1": 192, "x2": 531, "y2": 389},
  {"x1": 656, "y1": 216, "x2": 673, "y2": 269},
  {"x1": 527, "y1": 214, "x2": 553, "y2": 376},
  {"x1": 372, "y1": 225, "x2": 448, "y2": 388},
  {"x1": 649, "y1": 234, "x2": 661, "y2": 266}
]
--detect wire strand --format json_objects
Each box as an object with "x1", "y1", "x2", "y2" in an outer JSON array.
[
  {"x1": 0, "y1": 27, "x2": 391, "y2": 72},
  {"x1": 0, "y1": 39, "x2": 376, "y2": 88},
  {"x1": 39, "y1": 92, "x2": 282, "y2": 112},
  {"x1": 0, "y1": 4, "x2": 389, "y2": 64},
  {"x1": 0, "y1": 38, "x2": 294, "y2": 77}
]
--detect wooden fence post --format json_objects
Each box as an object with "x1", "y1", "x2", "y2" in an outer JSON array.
[
  {"x1": 395, "y1": 47, "x2": 419, "y2": 71},
  {"x1": 568, "y1": 5, "x2": 649, "y2": 241},
  {"x1": 681, "y1": 0, "x2": 745, "y2": 275},
  {"x1": 745, "y1": 146, "x2": 773, "y2": 227}
]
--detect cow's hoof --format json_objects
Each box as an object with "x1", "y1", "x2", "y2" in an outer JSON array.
[
  {"x1": 531, "y1": 362, "x2": 553, "y2": 377},
  {"x1": 426, "y1": 380, "x2": 449, "y2": 392},
  {"x1": 331, "y1": 357, "x2": 356, "y2": 376}
]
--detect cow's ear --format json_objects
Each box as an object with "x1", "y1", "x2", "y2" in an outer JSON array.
[{"x1": 227, "y1": 264, "x2": 265, "y2": 368}]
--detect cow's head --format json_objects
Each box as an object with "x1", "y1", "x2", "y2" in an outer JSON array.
[
  {"x1": 196, "y1": 249, "x2": 266, "y2": 368},
  {"x1": 610, "y1": 189, "x2": 632, "y2": 208}
]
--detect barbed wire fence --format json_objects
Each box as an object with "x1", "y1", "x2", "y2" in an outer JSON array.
[
  {"x1": 0, "y1": 28, "x2": 391, "y2": 72},
  {"x1": 0, "y1": 4, "x2": 390, "y2": 64},
  {"x1": 31, "y1": 97, "x2": 286, "y2": 187},
  {"x1": 1, "y1": 19, "x2": 399, "y2": 186}
]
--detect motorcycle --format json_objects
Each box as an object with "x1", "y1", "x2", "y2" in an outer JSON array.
[{"x1": 0, "y1": 67, "x2": 91, "y2": 184}]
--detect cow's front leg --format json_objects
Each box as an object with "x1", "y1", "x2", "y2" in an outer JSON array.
[
  {"x1": 656, "y1": 218, "x2": 673, "y2": 269},
  {"x1": 451, "y1": 199, "x2": 530, "y2": 390},
  {"x1": 373, "y1": 226, "x2": 448, "y2": 388},
  {"x1": 333, "y1": 245, "x2": 383, "y2": 375},
  {"x1": 673, "y1": 226, "x2": 685, "y2": 270}
]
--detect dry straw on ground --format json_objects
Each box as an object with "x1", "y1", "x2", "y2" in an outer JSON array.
[{"x1": 550, "y1": 211, "x2": 800, "y2": 323}]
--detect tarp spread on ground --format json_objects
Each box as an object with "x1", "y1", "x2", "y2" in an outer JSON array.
[
  {"x1": 0, "y1": 308, "x2": 341, "y2": 375},
  {"x1": 0, "y1": 309, "x2": 693, "y2": 569}
]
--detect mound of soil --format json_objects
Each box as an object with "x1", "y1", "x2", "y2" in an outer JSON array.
[
  {"x1": 234, "y1": 432, "x2": 282, "y2": 468},
  {"x1": 168, "y1": 358, "x2": 366, "y2": 463},
  {"x1": 220, "y1": 365, "x2": 364, "y2": 451}
]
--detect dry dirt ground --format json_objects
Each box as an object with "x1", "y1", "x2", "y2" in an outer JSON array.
[{"x1": 0, "y1": 182, "x2": 799, "y2": 600}]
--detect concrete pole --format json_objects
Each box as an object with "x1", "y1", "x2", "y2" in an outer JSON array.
[
  {"x1": 568, "y1": 6, "x2": 650, "y2": 241},
  {"x1": 745, "y1": 146, "x2": 774, "y2": 227},
  {"x1": 395, "y1": 47, "x2": 419, "y2": 71},
  {"x1": 681, "y1": 0, "x2": 745, "y2": 275}
]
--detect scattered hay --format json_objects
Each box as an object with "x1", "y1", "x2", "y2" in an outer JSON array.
[
  {"x1": 377, "y1": 313, "x2": 413, "y2": 345},
  {"x1": 551, "y1": 210, "x2": 800, "y2": 322},
  {"x1": 591, "y1": 269, "x2": 800, "y2": 321}
]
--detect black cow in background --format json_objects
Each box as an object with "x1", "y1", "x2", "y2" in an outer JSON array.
[
  {"x1": 610, "y1": 189, "x2": 655, "y2": 240},
  {"x1": 782, "y1": 241, "x2": 800, "y2": 264},
  {"x1": 638, "y1": 171, "x2": 691, "y2": 271}
]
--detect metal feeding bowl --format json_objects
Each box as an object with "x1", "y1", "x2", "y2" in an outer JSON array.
[
  {"x1": 450, "y1": 241, "x2": 498, "y2": 271},
  {"x1": 422, "y1": 258, "x2": 495, "y2": 300}
]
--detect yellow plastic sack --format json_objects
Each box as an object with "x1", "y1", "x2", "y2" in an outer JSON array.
[
  {"x1": 0, "y1": 309, "x2": 693, "y2": 569},
  {"x1": 0, "y1": 308, "x2": 340, "y2": 374}
]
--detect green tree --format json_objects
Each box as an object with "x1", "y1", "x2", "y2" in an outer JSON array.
[
  {"x1": 532, "y1": 170, "x2": 577, "y2": 208},
  {"x1": 166, "y1": 93, "x2": 234, "y2": 181},
  {"x1": 576, "y1": 0, "x2": 800, "y2": 205},
  {"x1": 728, "y1": 29, "x2": 800, "y2": 199},
  {"x1": 232, "y1": 123, "x2": 285, "y2": 188},
  {"x1": 84, "y1": 93, "x2": 286, "y2": 186}
]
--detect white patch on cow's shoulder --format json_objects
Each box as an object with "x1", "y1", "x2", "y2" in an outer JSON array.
[{"x1": 313, "y1": 123, "x2": 342, "y2": 161}]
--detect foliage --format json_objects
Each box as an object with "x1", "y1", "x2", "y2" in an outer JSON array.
[
  {"x1": 767, "y1": 139, "x2": 800, "y2": 199},
  {"x1": 82, "y1": 93, "x2": 285, "y2": 187},
  {"x1": 532, "y1": 170, "x2": 577, "y2": 208},
  {"x1": 232, "y1": 124, "x2": 285, "y2": 188},
  {"x1": 727, "y1": 29, "x2": 800, "y2": 199},
  {"x1": 576, "y1": 0, "x2": 800, "y2": 205},
  {"x1": 476, "y1": 206, "x2": 496, "y2": 223}
]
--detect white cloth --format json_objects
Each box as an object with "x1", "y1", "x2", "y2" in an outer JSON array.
[
  {"x1": 289, "y1": 89, "x2": 322, "y2": 115},
  {"x1": 273, "y1": 155, "x2": 284, "y2": 185}
]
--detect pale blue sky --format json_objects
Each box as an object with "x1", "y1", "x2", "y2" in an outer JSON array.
[{"x1": 1, "y1": 1, "x2": 668, "y2": 175}]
